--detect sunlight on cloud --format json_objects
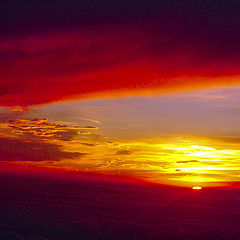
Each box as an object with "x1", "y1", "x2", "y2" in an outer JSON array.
[
  {"x1": 1, "y1": 117, "x2": 240, "y2": 187},
  {"x1": 2, "y1": 86, "x2": 240, "y2": 187},
  {"x1": 46, "y1": 135, "x2": 240, "y2": 187}
]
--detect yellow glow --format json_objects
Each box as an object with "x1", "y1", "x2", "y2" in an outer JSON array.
[
  {"x1": 50, "y1": 134, "x2": 240, "y2": 187},
  {"x1": 1, "y1": 115, "x2": 239, "y2": 188},
  {"x1": 192, "y1": 186, "x2": 202, "y2": 190}
]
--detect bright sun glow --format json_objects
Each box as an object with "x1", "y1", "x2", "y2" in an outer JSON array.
[
  {"x1": 192, "y1": 186, "x2": 202, "y2": 190},
  {"x1": 28, "y1": 134, "x2": 240, "y2": 188}
]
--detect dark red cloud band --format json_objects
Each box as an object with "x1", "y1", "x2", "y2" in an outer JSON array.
[{"x1": 1, "y1": 1, "x2": 240, "y2": 106}]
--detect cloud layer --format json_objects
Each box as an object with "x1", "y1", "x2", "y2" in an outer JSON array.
[
  {"x1": 1, "y1": 1, "x2": 240, "y2": 106},
  {"x1": 0, "y1": 115, "x2": 97, "y2": 162},
  {"x1": 0, "y1": 137, "x2": 83, "y2": 162}
]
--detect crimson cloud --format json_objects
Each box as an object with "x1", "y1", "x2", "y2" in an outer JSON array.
[{"x1": 1, "y1": 1, "x2": 240, "y2": 106}]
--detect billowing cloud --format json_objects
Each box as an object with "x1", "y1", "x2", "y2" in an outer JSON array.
[{"x1": 1, "y1": 1, "x2": 240, "y2": 106}]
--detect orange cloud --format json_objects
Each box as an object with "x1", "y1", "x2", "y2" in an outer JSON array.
[
  {"x1": 0, "y1": 115, "x2": 98, "y2": 164},
  {"x1": 0, "y1": 117, "x2": 97, "y2": 141}
]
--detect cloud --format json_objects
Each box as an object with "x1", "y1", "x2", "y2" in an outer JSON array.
[
  {"x1": 0, "y1": 118, "x2": 97, "y2": 141},
  {"x1": 0, "y1": 137, "x2": 84, "y2": 162},
  {"x1": 0, "y1": 107, "x2": 28, "y2": 122},
  {"x1": 78, "y1": 142, "x2": 96, "y2": 147},
  {"x1": 1, "y1": 1, "x2": 240, "y2": 106},
  {"x1": 116, "y1": 150, "x2": 133, "y2": 155},
  {"x1": 176, "y1": 160, "x2": 199, "y2": 164},
  {"x1": 0, "y1": 116, "x2": 96, "y2": 163}
]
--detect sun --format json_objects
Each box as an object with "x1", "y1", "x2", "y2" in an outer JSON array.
[{"x1": 192, "y1": 186, "x2": 202, "y2": 190}]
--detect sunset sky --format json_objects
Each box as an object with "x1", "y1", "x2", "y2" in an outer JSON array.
[
  {"x1": 1, "y1": 0, "x2": 240, "y2": 189},
  {"x1": 2, "y1": 1, "x2": 240, "y2": 239},
  {"x1": 1, "y1": 85, "x2": 240, "y2": 187}
]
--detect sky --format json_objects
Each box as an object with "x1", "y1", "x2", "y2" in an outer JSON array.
[
  {"x1": 1, "y1": 0, "x2": 240, "y2": 188},
  {"x1": 1, "y1": 86, "x2": 240, "y2": 187}
]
